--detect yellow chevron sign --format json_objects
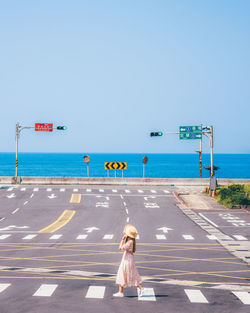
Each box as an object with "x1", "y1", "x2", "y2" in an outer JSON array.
[{"x1": 105, "y1": 162, "x2": 127, "y2": 170}]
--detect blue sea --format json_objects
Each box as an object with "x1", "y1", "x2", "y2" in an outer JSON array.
[{"x1": 0, "y1": 153, "x2": 249, "y2": 178}]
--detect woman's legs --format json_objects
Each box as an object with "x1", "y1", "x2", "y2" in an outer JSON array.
[
  {"x1": 119, "y1": 285, "x2": 124, "y2": 293},
  {"x1": 137, "y1": 284, "x2": 143, "y2": 290}
]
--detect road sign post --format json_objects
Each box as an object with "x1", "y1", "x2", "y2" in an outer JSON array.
[
  {"x1": 142, "y1": 156, "x2": 148, "y2": 178},
  {"x1": 83, "y1": 155, "x2": 90, "y2": 177}
]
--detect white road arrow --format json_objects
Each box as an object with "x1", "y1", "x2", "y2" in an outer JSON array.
[
  {"x1": 48, "y1": 194, "x2": 57, "y2": 199},
  {"x1": 157, "y1": 227, "x2": 173, "y2": 233},
  {"x1": 0, "y1": 225, "x2": 29, "y2": 231},
  {"x1": 84, "y1": 227, "x2": 99, "y2": 233},
  {"x1": 7, "y1": 193, "x2": 16, "y2": 199}
]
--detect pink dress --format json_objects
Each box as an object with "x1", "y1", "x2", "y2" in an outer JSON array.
[{"x1": 116, "y1": 239, "x2": 142, "y2": 287}]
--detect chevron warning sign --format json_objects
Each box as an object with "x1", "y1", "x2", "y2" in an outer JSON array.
[{"x1": 105, "y1": 162, "x2": 127, "y2": 170}]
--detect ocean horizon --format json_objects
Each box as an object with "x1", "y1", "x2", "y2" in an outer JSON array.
[{"x1": 0, "y1": 153, "x2": 249, "y2": 179}]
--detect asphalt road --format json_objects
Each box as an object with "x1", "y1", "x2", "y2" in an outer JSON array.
[{"x1": 0, "y1": 185, "x2": 250, "y2": 313}]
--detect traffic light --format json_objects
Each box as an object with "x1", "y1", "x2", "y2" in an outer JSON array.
[
  {"x1": 57, "y1": 126, "x2": 67, "y2": 130},
  {"x1": 150, "y1": 132, "x2": 163, "y2": 136}
]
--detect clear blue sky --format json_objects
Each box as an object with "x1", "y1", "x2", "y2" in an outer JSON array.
[{"x1": 0, "y1": 0, "x2": 249, "y2": 154}]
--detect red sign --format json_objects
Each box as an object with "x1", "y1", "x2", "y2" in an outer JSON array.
[{"x1": 35, "y1": 123, "x2": 53, "y2": 131}]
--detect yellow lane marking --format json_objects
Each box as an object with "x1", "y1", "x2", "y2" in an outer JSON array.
[
  {"x1": 38, "y1": 210, "x2": 76, "y2": 233},
  {"x1": 70, "y1": 194, "x2": 81, "y2": 203}
]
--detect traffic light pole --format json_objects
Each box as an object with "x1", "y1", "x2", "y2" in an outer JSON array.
[{"x1": 15, "y1": 123, "x2": 34, "y2": 180}]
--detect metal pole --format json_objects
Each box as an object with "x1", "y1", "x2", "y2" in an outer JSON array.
[
  {"x1": 200, "y1": 138, "x2": 202, "y2": 178},
  {"x1": 87, "y1": 164, "x2": 89, "y2": 177},
  {"x1": 122, "y1": 170, "x2": 123, "y2": 178},
  {"x1": 15, "y1": 123, "x2": 19, "y2": 178},
  {"x1": 210, "y1": 126, "x2": 214, "y2": 177},
  {"x1": 143, "y1": 163, "x2": 145, "y2": 178},
  {"x1": 115, "y1": 170, "x2": 116, "y2": 178}
]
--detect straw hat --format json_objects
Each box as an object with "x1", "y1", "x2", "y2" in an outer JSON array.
[{"x1": 123, "y1": 224, "x2": 138, "y2": 239}]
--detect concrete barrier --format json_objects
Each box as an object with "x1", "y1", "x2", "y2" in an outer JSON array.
[{"x1": 0, "y1": 176, "x2": 249, "y2": 186}]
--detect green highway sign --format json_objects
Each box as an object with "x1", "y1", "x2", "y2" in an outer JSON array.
[
  {"x1": 179, "y1": 125, "x2": 202, "y2": 140},
  {"x1": 179, "y1": 126, "x2": 202, "y2": 133},
  {"x1": 179, "y1": 133, "x2": 202, "y2": 140}
]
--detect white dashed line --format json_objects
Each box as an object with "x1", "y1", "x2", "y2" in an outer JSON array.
[
  {"x1": 126, "y1": 217, "x2": 130, "y2": 223},
  {"x1": 33, "y1": 284, "x2": 58, "y2": 297},
  {"x1": 103, "y1": 234, "x2": 113, "y2": 239},
  {"x1": 183, "y1": 235, "x2": 194, "y2": 240},
  {"x1": 184, "y1": 289, "x2": 209, "y2": 303},
  {"x1": 30, "y1": 193, "x2": 34, "y2": 198},
  {"x1": 123, "y1": 202, "x2": 127, "y2": 206},
  {"x1": 86, "y1": 189, "x2": 92, "y2": 192},
  {"x1": 85, "y1": 286, "x2": 105, "y2": 299},
  {"x1": 46, "y1": 188, "x2": 52, "y2": 192},
  {"x1": 23, "y1": 201, "x2": 28, "y2": 205},
  {"x1": 138, "y1": 288, "x2": 156, "y2": 301},
  {"x1": 164, "y1": 190, "x2": 170, "y2": 193},
  {"x1": 76, "y1": 235, "x2": 88, "y2": 240},
  {"x1": 126, "y1": 208, "x2": 129, "y2": 215},
  {"x1": 199, "y1": 213, "x2": 218, "y2": 228},
  {"x1": 33, "y1": 188, "x2": 39, "y2": 192},
  {"x1": 0, "y1": 235, "x2": 11, "y2": 240},
  {"x1": 156, "y1": 234, "x2": 166, "y2": 240},
  {"x1": 12, "y1": 208, "x2": 19, "y2": 214},
  {"x1": 151, "y1": 190, "x2": 157, "y2": 193},
  {"x1": 138, "y1": 190, "x2": 144, "y2": 193},
  {"x1": 49, "y1": 235, "x2": 62, "y2": 240},
  {"x1": 73, "y1": 189, "x2": 78, "y2": 192},
  {"x1": 112, "y1": 189, "x2": 117, "y2": 193},
  {"x1": 125, "y1": 190, "x2": 131, "y2": 193},
  {"x1": 207, "y1": 235, "x2": 218, "y2": 240},
  {"x1": 232, "y1": 291, "x2": 250, "y2": 304},
  {"x1": 20, "y1": 188, "x2": 26, "y2": 191},
  {"x1": 233, "y1": 235, "x2": 248, "y2": 241},
  {"x1": 60, "y1": 188, "x2": 65, "y2": 192},
  {"x1": 23, "y1": 234, "x2": 37, "y2": 240},
  {"x1": 7, "y1": 188, "x2": 13, "y2": 192},
  {"x1": 0, "y1": 284, "x2": 11, "y2": 293},
  {"x1": 99, "y1": 189, "x2": 104, "y2": 192}
]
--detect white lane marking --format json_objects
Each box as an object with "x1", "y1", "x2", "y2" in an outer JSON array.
[
  {"x1": 126, "y1": 208, "x2": 129, "y2": 215},
  {"x1": 232, "y1": 291, "x2": 250, "y2": 304},
  {"x1": 85, "y1": 286, "x2": 105, "y2": 299},
  {"x1": 0, "y1": 225, "x2": 29, "y2": 231},
  {"x1": 33, "y1": 188, "x2": 39, "y2": 192},
  {"x1": 7, "y1": 187, "x2": 13, "y2": 191},
  {"x1": 12, "y1": 208, "x2": 20, "y2": 214},
  {"x1": 125, "y1": 190, "x2": 131, "y2": 193},
  {"x1": 157, "y1": 227, "x2": 173, "y2": 233},
  {"x1": 123, "y1": 202, "x2": 127, "y2": 206},
  {"x1": 0, "y1": 283, "x2": 11, "y2": 293},
  {"x1": 126, "y1": 217, "x2": 130, "y2": 223},
  {"x1": 138, "y1": 190, "x2": 144, "y2": 193},
  {"x1": 49, "y1": 235, "x2": 62, "y2": 240},
  {"x1": 0, "y1": 217, "x2": 5, "y2": 222},
  {"x1": 151, "y1": 190, "x2": 157, "y2": 193},
  {"x1": 48, "y1": 194, "x2": 57, "y2": 199},
  {"x1": 138, "y1": 287, "x2": 156, "y2": 301},
  {"x1": 112, "y1": 189, "x2": 117, "y2": 193},
  {"x1": 60, "y1": 188, "x2": 65, "y2": 192},
  {"x1": 233, "y1": 235, "x2": 248, "y2": 241},
  {"x1": 20, "y1": 188, "x2": 26, "y2": 191},
  {"x1": 23, "y1": 234, "x2": 37, "y2": 240},
  {"x1": 120, "y1": 195, "x2": 124, "y2": 199},
  {"x1": 184, "y1": 289, "x2": 209, "y2": 303},
  {"x1": 30, "y1": 193, "x2": 34, "y2": 198},
  {"x1": 183, "y1": 235, "x2": 194, "y2": 240},
  {"x1": 163, "y1": 190, "x2": 170, "y2": 193},
  {"x1": 77, "y1": 235, "x2": 88, "y2": 240},
  {"x1": 33, "y1": 284, "x2": 58, "y2": 297},
  {"x1": 99, "y1": 189, "x2": 104, "y2": 192},
  {"x1": 7, "y1": 193, "x2": 16, "y2": 198},
  {"x1": 73, "y1": 188, "x2": 78, "y2": 192},
  {"x1": 0, "y1": 235, "x2": 11, "y2": 240},
  {"x1": 86, "y1": 189, "x2": 92, "y2": 192},
  {"x1": 46, "y1": 188, "x2": 52, "y2": 192},
  {"x1": 103, "y1": 234, "x2": 113, "y2": 239},
  {"x1": 23, "y1": 201, "x2": 28, "y2": 205},
  {"x1": 199, "y1": 213, "x2": 218, "y2": 228},
  {"x1": 207, "y1": 235, "x2": 218, "y2": 240},
  {"x1": 84, "y1": 227, "x2": 99, "y2": 233},
  {"x1": 156, "y1": 234, "x2": 166, "y2": 240}
]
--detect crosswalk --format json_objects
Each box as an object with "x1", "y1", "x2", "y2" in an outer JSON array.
[
  {"x1": 0, "y1": 233, "x2": 246, "y2": 241},
  {"x1": 0, "y1": 283, "x2": 249, "y2": 304},
  {"x1": 9, "y1": 187, "x2": 171, "y2": 195}
]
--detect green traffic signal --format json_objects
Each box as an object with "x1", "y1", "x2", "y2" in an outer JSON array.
[
  {"x1": 150, "y1": 132, "x2": 163, "y2": 136},
  {"x1": 57, "y1": 126, "x2": 67, "y2": 130}
]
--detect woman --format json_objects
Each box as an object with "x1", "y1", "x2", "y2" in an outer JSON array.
[{"x1": 113, "y1": 224, "x2": 144, "y2": 297}]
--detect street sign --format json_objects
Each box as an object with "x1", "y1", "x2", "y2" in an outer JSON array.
[
  {"x1": 179, "y1": 133, "x2": 202, "y2": 140},
  {"x1": 105, "y1": 162, "x2": 127, "y2": 170},
  {"x1": 83, "y1": 155, "x2": 90, "y2": 164},
  {"x1": 35, "y1": 123, "x2": 53, "y2": 131},
  {"x1": 179, "y1": 126, "x2": 202, "y2": 133},
  {"x1": 143, "y1": 156, "x2": 148, "y2": 164},
  {"x1": 179, "y1": 125, "x2": 202, "y2": 140}
]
